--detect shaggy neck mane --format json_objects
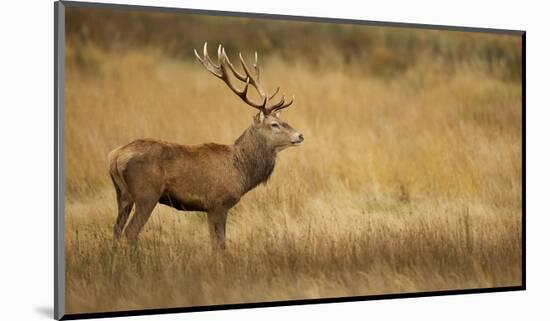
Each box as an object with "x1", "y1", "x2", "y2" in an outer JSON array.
[{"x1": 233, "y1": 126, "x2": 277, "y2": 193}]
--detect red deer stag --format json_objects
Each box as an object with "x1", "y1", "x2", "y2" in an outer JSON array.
[{"x1": 108, "y1": 43, "x2": 304, "y2": 248}]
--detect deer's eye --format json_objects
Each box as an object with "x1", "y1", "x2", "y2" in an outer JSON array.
[{"x1": 271, "y1": 123, "x2": 280, "y2": 129}]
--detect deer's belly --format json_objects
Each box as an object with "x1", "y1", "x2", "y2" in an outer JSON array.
[{"x1": 158, "y1": 193, "x2": 207, "y2": 212}]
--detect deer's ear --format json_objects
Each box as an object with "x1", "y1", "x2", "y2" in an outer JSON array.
[
  {"x1": 258, "y1": 111, "x2": 265, "y2": 123},
  {"x1": 274, "y1": 111, "x2": 281, "y2": 118}
]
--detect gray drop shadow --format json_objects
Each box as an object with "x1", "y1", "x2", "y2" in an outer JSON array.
[{"x1": 35, "y1": 306, "x2": 53, "y2": 319}]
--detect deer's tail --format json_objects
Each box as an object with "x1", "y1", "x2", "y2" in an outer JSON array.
[{"x1": 108, "y1": 147, "x2": 130, "y2": 199}]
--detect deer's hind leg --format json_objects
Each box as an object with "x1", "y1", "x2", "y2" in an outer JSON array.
[
  {"x1": 123, "y1": 186, "x2": 161, "y2": 242},
  {"x1": 114, "y1": 192, "x2": 134, "y2": 240},
  {"x1": 111, "y1": 176, "x2": 134, "y2": 240}
]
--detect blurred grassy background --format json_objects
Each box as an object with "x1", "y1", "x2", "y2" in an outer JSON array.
[
  {"x1": 63, "y1": 6, "x2": 522, "y2": 314},
  {"x1": 66, "y1": 7, "x2": 522, "y2": 80}
]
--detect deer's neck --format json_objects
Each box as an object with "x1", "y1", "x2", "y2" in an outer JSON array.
[{"x1": 233, "y1": 127, "x2": 277, "y2": 193}]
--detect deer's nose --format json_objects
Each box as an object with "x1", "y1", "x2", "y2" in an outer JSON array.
[{"x1": 298, "y1": 134, "x2": 304, "y2": 142}]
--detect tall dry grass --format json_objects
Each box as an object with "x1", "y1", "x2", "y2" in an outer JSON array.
[{"x1": 64, "y1": 42, "x2": 522, "y2": 314}]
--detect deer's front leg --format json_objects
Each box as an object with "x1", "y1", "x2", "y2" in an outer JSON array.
[{"x1": 207, "y1": 208, "x2": 228, "y2": 250}]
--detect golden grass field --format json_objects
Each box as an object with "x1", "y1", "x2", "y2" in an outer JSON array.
[{"x1": 63, "y1": 33, "x2": 522, "y2": 313}]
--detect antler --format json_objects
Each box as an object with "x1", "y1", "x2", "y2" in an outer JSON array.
[{"x1": 194, "y1": 42, "x2": 294, "y2": 115}]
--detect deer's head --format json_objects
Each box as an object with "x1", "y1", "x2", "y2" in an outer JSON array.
[{"x1": 195, "y1": 43, "x2": 304, "y2": 151}]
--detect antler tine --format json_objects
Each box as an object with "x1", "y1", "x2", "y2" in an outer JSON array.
[
  {"x1": 238, "y1": 52, "x2": 266, "y2": 97},
  {"x1": 194, "y1": 42, "x2": 223, "y2": 78},
  {"x1": 268, "y1": 95, "x2": 295, "y2": 113},
  {"x1": 268, "y1": 87, "x2": 280, "y2": 100},
  {"x1": 203, "y1": 42, "x2": 218, "y2": 67},
  {"x1": 220, "y1": 63, "x2": 266, "y2": 109},
  {"x1": 265, "y1": 84, "x2": 294, "y2": 112},
  {"x1": 220, "y1": 47, "x2": 268, "y2": 108},
  {"x1": 193, "y1": 48, "x2": 202, "y2": 62},
  {"x1": 236, "y1": 77, "x2": 251, "y2": 104},
  {"x1": 281, "y1": 96, "x2": 294, "y2": 108},
  {"x1": 221, "y1": 48, "x2": 267, "y2": 105},
  {"x1": 221, "y1": 48, "x2": 247, "y2": 82},
  {"x1": 268, "y1": 94, "x2": 286, "y2": 110},
  {"x1": 217, "y1": 44, "x2": 223, "y2": 66},
  {"x1": 253, "y1": 51, "x2": 260, "y2": 81}
]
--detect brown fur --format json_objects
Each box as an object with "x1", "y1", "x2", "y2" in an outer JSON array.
[{"x1": 108, "y1": 114, "x2": 303, "y2": 248}]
